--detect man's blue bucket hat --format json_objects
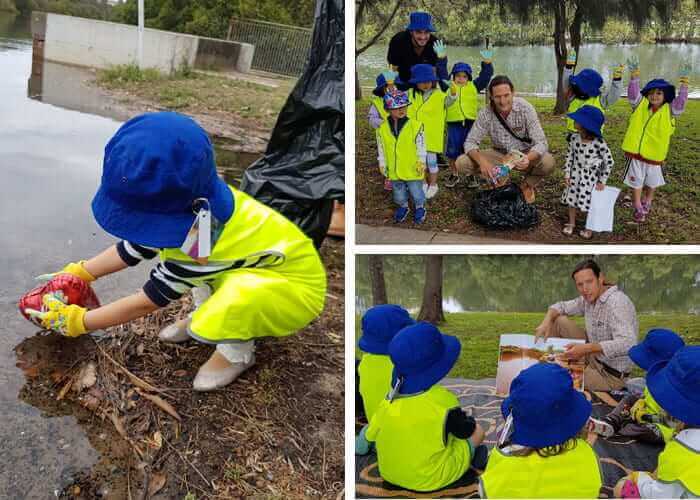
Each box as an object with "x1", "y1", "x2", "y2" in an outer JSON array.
[
  {"x1": 567, "y1": 105, "x2": 605, "y2": 138},
  {"x1": 569, "y1": 68, "x2": 604, "y2": 97},
  {"x1": 409, "y1": 64, "x2": 439, "y2": 85},
  {"x1": 359, "y1": 304, "x2": 415, "y2": 355},
  {"x1": 389, "y1": 322, "x2": 461, "y2": 394},
  {"x1": 450, "y1": 62, "x2": 473, "y2": 79},
  {"x1": 641, "y1": 79, "x2": 676, "y2": 104},
  {"x1": 647, "y1": 346, "x2": 700, "y2": 426},
  {"x1": 502, "y1": 363, "x2": 591, "y2": 448},
  {"x1": 92, "y1": 112, "x2": 234, "y2": 248},
  {"x1": 629, "y1": 328, "x2": 685, "y2": 371},
  {"x1": 406, "y1": 12, "x2": 435, "y2": 32}
]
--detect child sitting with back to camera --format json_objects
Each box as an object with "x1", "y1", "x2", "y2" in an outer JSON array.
[
  {"x1": 560, "y1": 105, "x2": 614, "y2": 239},
  {"x1": 621, "y1": 57, "x2": 690, "y2": 223}
]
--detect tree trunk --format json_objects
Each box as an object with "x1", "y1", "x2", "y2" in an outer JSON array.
[
  {"x1": 417, "y1": 255, "x2": 445, "y2": 324},
  {"x1": 356, "y1": 60, "x2": 362, "y2": 100},
  {"x1": 368, "y1": 255, "x2": 388, "y2": 305},
  {"x1": 552, "y1": 0, "x2": 569, "y2": 115}
]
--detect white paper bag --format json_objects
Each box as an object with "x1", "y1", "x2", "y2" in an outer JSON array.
[{"x1": 586, "y1": 186, "x2": 621, "y2": 232}]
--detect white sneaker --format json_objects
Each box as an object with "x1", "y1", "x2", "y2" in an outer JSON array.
[
  {"x1": 193, "y1": 354, "x2": 256, "y2": 391},
  {"x1": 158, "y1": 319, "x2": 191, "y2": 343},
  {"x1": 422, "y1": 182, "x2": 429, "y2": 195},
  {"x1": 425, "y1": 184, "x2": 439, "y2": 199}
]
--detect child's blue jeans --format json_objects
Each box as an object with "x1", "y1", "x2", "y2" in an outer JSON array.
[{"x1": 392, "y1": 180, "x2": 425, "y2": 209}]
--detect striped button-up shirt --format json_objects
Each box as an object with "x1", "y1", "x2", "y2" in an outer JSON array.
[{"x1": 551, "y1": 286, "x2": 638, "y2": 374}]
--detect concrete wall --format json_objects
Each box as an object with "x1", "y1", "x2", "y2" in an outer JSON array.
[{"x1": 31, "y1": 12, "x2": 254, "y2": 74}]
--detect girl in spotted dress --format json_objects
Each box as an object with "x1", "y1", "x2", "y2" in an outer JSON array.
[{"x1": 561, "y1": 105, "x2": 614, "y2": 239}]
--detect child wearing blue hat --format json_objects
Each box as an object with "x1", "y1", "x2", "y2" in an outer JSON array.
[
  {"x1": 406, "y1": 62, "x2": 449, "y2": 200},
  {"x1": 588, "y1": 328, "x2": 685, "y2": 445},
  {"x1": 28, "y1": 112, "x2": 326, "y2": 391},
  {"x1": 560, "y1": 104, "x2": 615, "y2": 239},
  {"x1": 563, "y1": 50, "x2": 623, "y2": 141},
  {"x1": 613, "y1": 346, "x2": 700, "y2": 498},
  {"x1": 376, "y1": 90, "x2": 428, "y2": 224},
  {"x1": 621, "y1": 58, "x2": 690, "y2": 223},
  {"x1": 365, "y1": 322, "x2": 486, "y2": 492},
  {"x1": 355, "y1": 304, "x2": 414, "y2": 455},
  {"x1": 444, "y1": 55, "x2": 494, "y2": 188},
  {"x1": 479, "y1": 363, "x2": 602, "y2": 498},
  {"x1": 369, "y1": 70, "x2": 400, "y2": 191}
]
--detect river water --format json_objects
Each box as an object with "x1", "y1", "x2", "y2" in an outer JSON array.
[{"x1": 357, "y1": 43, "x2": 700, "y2": 97}]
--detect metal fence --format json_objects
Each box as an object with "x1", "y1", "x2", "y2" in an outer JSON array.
[{"x1": 227, "y1": 18, "x2": 312, "y2": 77}]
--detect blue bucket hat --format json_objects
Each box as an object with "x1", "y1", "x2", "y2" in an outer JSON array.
[
  {"x1": 389, "y1": 322, "x2": 461, "y2": 394},
  {"x1": 406, "y1": 12, "x2": 435, "y2": 32},
  {"x1": 92, "y1": 112, "x2": 234, "y2": 248},
  {"x1": 641, "y1": 79, "x2": 676, "y2": 104},
  {"x1": 373, "y1": 73, "x2": 390, "y2": 97},
  {"x1": 502, "y1": 363, "x2": 591, "y2": 448},
  {"x1": 647, "y1": 346, "x2": 700, "y2": 425},
  {"x1": 569, "y1": 68, "x2": 604, "y2": 97},
  {"x1": 450, "y1": 62, "x2": 472, "y2": 79},
  {"x1": 409, "y1": 64, "x2": 438, "y2": 85},
  {"x1": 629, "y1": 328, "x2": 685, "y2": 371},
  {"x1": 359, "y1": 305, "x2": 415, "y2": 355},
  {"x1": 567, "y1": 105, "x2": 605, "y2": 138},
  {"x1": 383, "y1": 90, "x2": 410, "y2": 110}
]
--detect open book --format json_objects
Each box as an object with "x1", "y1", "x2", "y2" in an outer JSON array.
[{"x1": 495, "y1": 334, "x2": 585, "y2": 396}]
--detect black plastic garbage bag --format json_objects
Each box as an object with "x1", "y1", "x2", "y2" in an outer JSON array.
[
  {"x1": 471, "y1": 184, "x2": 539, "y2": 229},
  {"x1": 240, "y1": 0, "x2": 345, "y2": 247}
]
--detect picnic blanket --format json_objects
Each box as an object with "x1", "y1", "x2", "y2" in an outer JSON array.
[{"x1": 356, "y1": 378, "x2": 662, "y2": 498}]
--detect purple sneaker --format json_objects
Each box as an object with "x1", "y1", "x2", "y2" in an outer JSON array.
[
  {"x1": 641, "y1": 200, "x2": 652, "y2": 215},
  {"x1": 633, "y1": 207, "x2": 646, "y2": 223}
]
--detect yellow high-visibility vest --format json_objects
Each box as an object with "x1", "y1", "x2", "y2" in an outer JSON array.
[
  {"x1": 621, "y1": 98, "x2": 675, "y2": 162},
  {"x1": 376, "y1": 118, "x2": 424, "y2": 181},
  {"x1": 656, "y1": 432, "x2": 700, "y2": 496},
  {"x1": 407, "y1": 88, "x2": 447, "y2": 153},
  {"x1": 567, "y1": 96, "x2": 605, "y2": 132},
  {"x1": 357, "y1": 353, "x2": 393, "y2": 422},
  {"x1": 370, "y1": 96, "x2": 389, "y2": 122},
  {"x1": 446, "y1": 81, "x2": 479, "y2": 123}
]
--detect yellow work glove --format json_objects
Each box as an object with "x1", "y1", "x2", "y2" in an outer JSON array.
[
  {"x1": 613, "y1": 63, "x2": 624, "y2": 80},
  {"x1": 450, "y1": 82, "x2": 458, "y2": 95},
  {"x1": 679, "y1": 63, "x2": 690, "y2": 86},
  {"x1": 416, "y1": 161, "x2": 427, "y2": 176},
  {"x1": 36, "y1": 260, "x2": 96, "y2": 283},
  {"x1": 25, "y1": 293, "x2": 88, "y2": 337},
  {"x1": 630, "y1": 398, "x2": 650, "y2": 424}
]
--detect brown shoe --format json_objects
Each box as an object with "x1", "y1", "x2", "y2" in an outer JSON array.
[{"x1": 520, "y1": 182, "x2": 535, "y2": 204}]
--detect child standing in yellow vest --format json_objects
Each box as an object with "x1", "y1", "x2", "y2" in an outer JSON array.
[
  {"x1": 444, "y1": 54, "x2": 494, "y2": 188},
  {"x1": 407, "y1": 62, "x2": 449, "y2": 200},
  {"x1": 479, "y1": 363, "x2": 602, "y2": 498},
  {"x1": 27, "y1": 112, "x2": 326, "y2": 392},
  {"x1": 355, "y1": 304, "x2": 414, "y2": 455},
  {"x1": 369, "y1": 71, "x2": 399, "y2": 192},
  {"x1": 376, "y1": 90, "x2": 428, "y2": 224},
  {"x1": 613, "y1": 346, "x2": 700, "y2": 498},
  {"x1": 365, "y1": 322, "x2": 486, "y2": 492},
  {"x1": 588, "y1": 328, "x2": 685, "y2": 444},
  {"x1": 621, "y1": 59, "x2": 690, "y2": 223},
  {"x1": 563, "y1": 50, "x2": 623, "y2": 142}
]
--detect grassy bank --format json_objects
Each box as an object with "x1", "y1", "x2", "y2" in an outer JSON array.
[
  {"x1": 96, "y1": 64, "x2": 294, "y2": 136},
  {"x1": 356, "y1": 312, "x2": 700, "y2": 379},
  {"x1": 355, "y1": 96, "x2": 700, "y2": 243}
]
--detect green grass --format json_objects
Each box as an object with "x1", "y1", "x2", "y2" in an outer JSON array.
[
  {"x1": 355, "y1": 96, "x2": 700, "y2": 243},
  {"x1": 356, "y1": 312, "x2": 700, "y2": 379},
  {"x1": 97, "y1": 63, "x2": 166, "y2": 85}
]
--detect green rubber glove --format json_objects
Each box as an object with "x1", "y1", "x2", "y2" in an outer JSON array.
[
  {"x1": 480, "y1": 49, "x2": 493, "y2": 64},
  {"x1": 679, "y1": 62, "x2": 691, "y2": 86},
  {"x1": 433, "y1": 39, "x2": 447, "y2": 59},
  {"x1": 626, "y1": 56, "x2": 640, "y2": 78},
  {"x1": 355, "y1": 425, "x2": 372, "y2": 455},
  {"x1": 381, "y1": 70, "x2": 398, "y2": 84}
]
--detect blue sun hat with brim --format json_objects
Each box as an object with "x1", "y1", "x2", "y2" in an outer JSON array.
[
  {"x1": 641, "y1": 79, "x2": 676, "y2": 104},
  {"x1": 406, "y1": 12, "x2": 435, "y2": 32},
  {"x1": 567, "y1": 105, "x2": 605, "y2": 138},
  {"x1": 502, "y1": 363, "x2": 591, "y2": 448},
  {"x1": 450, "y1": 62, "x2": 473, "y2": 79},
  {"x1": 92, "y1": 112, "x2": 234, "y2": 248},
  {"x1": 629, "y1": 328, "x2": 685, "y2": 371},
  {"x1": 373, "y1": 73, "x2": 390, "y2": 97},
  {"x1": 389, "y1": 322, "x2": 461, "y2": 394},
  {"x1": 647, "y1": 346, "x2": 700, "y2": 426},
  {"x1": 569, "y1": 68, "x2": 604, "y2": 97},
  {"x1": 409, "y1": 64, "x2": 439, "y2": 85},
  {"x1": 359, "y1": 304, "x2": 415, "y2": 355}
]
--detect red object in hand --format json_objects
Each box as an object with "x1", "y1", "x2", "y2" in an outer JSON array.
[{"x1": 19, "y1": 274, "x2": 100, "y2": 326}]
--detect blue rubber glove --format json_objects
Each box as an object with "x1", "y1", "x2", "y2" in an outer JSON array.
[
  {"x1": 626, "y1": 56, "x2": 640, "y2": 78},
  {"x1": 480, "y1": 49, "x2": 493, "y2": 64},
  {"x1": 566, "y1": 50, "x2": 577, "y2": 66},
  {"x1": 381, "y1": 70, "x2": 398, "y2": 84},
  {"x1": 679, "y1": 63, "x2": 691, "y2": 86},
  {"x1": 355, "y1": 425, "x2": 372, "y2": 455},
  {"x1": 433, "y1": 39, "x2": 447, "y2": 59}
]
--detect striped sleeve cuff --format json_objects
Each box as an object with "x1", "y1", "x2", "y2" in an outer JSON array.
[
  {"x1": 117, "y1": 241, "x2": 158, "y2": 266},
  {"x1": 143, "y1": 278, "x2": 182, "y2": 307}
]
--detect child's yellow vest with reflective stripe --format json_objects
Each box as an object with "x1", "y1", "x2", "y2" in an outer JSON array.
[
  {"x1": 371, "y1": 96, "x2": 389, "y2": 122},
  {"x1": 365, "y1": 385, "x2": 469, "y2": 492},
  {"x1": 640, "y1": 387, "x2": 674, "y2": 442},
  {"x1": 408, "y1": 88, "x2": 447, "y2": 152},
  {"x1": 159, "y1": 186, "x2": 326, "y2": 341},
  {"x1": 446, "y1": 82, "x2": 479, "y2": 122},
  {"x1": 376, "y1": 118, "x2": 424, "y2": 181},
  {"x1": 622, "y1": 98, "x2": 676, "y2": 162},
  {"x1": 567, "y1": 96, "x2": 605, "y2": 132},
  {"x1": 656, "y1": 433, "x2": 700, "y2": 496},
  {"x1": 358, "y1": 353, "x2": 393, "y2": 422},
  {"x1": 480, "y1": 439, "x2": 602, "y2": 498}
]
